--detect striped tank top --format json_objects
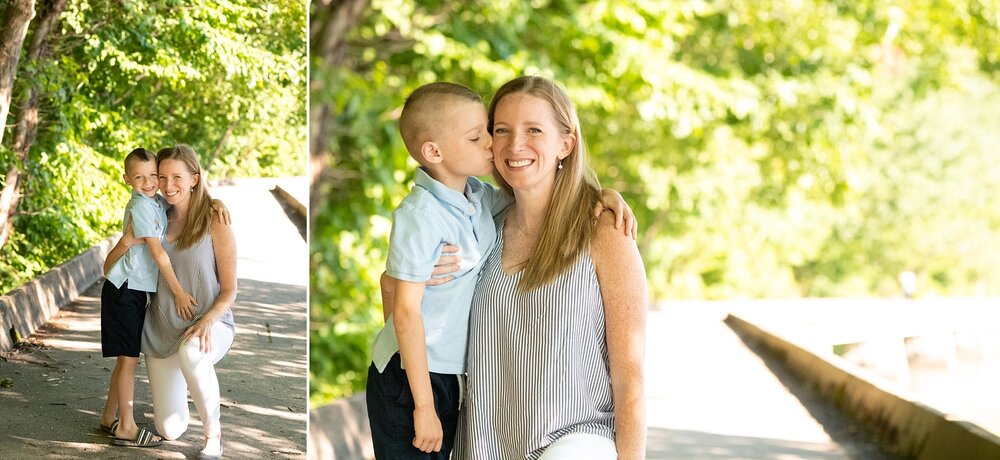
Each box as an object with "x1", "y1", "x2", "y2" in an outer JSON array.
[
  {"x1": 141, "y1": 230, "x2": 236, "y2": 359},
  {"x1": 457, "y1": 210, "x2": 615, "y2": 459}
]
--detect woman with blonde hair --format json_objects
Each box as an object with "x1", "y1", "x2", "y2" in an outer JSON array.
[
  {"x1": 458, "y1": 76, "x2": 647, "y2": 459},
  {"x1": 110, "y1": 144, "x2": 237, "y2": 459}
]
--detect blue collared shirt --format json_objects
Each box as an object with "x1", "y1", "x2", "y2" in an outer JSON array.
[
  {"x1": 372, "y1": 167, "x2": 513, "y2": 374},
  {"x1": 106, "y1": 192, "x2": 168, "y2": 292}
]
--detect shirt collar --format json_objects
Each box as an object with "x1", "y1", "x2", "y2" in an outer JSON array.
[
  {"x1": 414, "y1": 167, "x2": 475, "y2": 216},
  {"x1": 131, "y1": 190, "x2": 161, "y2": 207}
]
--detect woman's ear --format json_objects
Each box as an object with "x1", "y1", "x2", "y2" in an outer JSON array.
[
  {"x1": 558, "y1": 133, "x2": 577, "y2": 160},
  {"x1": 420, "y1": 141, "x2": 443, "y2": 164},
  {"x1": 192, "y1": 173, "x2": 200, "y2": 188}
]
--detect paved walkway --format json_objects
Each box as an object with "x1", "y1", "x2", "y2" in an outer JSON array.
[
  {"x1": 311, "y1": 301, "x2": 901, "y2": 459},
  {"x1": 646, "y1": 302, "x2": 897, "y2": 459},
  {"x1": 0, "y1": 178, "x2": 308, "y2": 458}
]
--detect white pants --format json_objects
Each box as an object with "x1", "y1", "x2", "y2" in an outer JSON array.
[
  {"x1": 147, "y1": 322, "x2": 234, "y2": 440},
  {"x1": 538, "y1": 433, "x2": 618, "y2": 460}
]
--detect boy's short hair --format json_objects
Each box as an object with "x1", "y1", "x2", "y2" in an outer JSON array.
[
  {"x1": 124, "y1": 147, "x2": 156, "y2": 172},
  {"x1": 399, "y1": 82, "x2": 482, "y2": 163}
]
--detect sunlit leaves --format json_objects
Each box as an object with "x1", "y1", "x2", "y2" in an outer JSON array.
[{"x1": 0, "y1": 0, "x2": 305, "y2": 293}]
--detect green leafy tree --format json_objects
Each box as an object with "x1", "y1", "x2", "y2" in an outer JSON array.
[
  {"x1": 310, "y1": 0, "x2": 1000, "y2": 403},
  {"x1": 1, "y1": 0, "x2": 306, "y2": 293}
]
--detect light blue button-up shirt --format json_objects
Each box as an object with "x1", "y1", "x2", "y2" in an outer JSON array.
[
  {"x1": 106, "y1": 192, "x2": 168, "y2": 292},
  {"x1": 371, "y1": 167, "x2": 512, "y2": 375}
]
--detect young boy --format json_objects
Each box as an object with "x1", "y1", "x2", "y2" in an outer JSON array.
[
  {"x1": 366, "y1": 82, "x2": 503, "y2": 459},
  {"x1": 99, "y1": 148, "x2": 195, "y2": 447},
  {"x1": 365, "y1": 83, "x2": 632, "y2": 458}
]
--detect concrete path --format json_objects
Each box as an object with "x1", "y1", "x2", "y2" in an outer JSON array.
[
  {"x1": 646, "y1": 302, "x2": 898, "y2": 459},
  {"x1": 311, "y1": 301, "x2": 901, "y2": 459},
  {"x1": 0, "y1": 178, "x2": 308, "y2": 458}
]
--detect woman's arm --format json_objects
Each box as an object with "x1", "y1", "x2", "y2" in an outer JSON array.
[
  {"x1": 104, "y1": 220, "x2": 143, "y2": 276},
  {"x1": 380, "y1": 272, "x2": 395, "y2": 323},
  {"x1": 183, "y1": 217, "x2": 237, "y2": 353},
  {"x1": 591, "y1": 211, "x2": 647, "y2": 460},
  {"x1": 379, "y1": 244, "x2": 462, "y2": 323}
]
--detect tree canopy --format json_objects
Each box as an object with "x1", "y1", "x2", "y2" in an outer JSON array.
[
  {"x1": 310, "y1": 0, "x2": 1000, "y2": 404},
  {"x1": 0, "y1": 0, "x2": 306, "y2": 293}
]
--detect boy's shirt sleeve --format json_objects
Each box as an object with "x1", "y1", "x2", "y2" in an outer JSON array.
[
  {"x1": 482, "y1": 181, "x2": 514, "y2": 217},
  {"x1": 130, "y1": 200, "x2": 164, "y2": 239},
  {"x1": 386, "y1": 205, "x2": 445, "y2": 283}
]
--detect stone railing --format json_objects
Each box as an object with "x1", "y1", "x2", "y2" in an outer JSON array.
[
  {"x1": 1, "y1": 236, "x2": 117, "y2": 352},
  {"x1": 309, "y1": 392, "x2": 374, "y2": 460},
  {"x1": 726, "y1": 313, "x2": 1000, "y2": 459}
]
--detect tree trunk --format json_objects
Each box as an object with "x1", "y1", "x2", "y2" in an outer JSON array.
[
  {"x1": 0, "y1": 0, "x2": 35, "y2": 148},
  {"x1": 205, "y1": 114, "x2": 241, "y2": 176},
  {"x1": 309, "y1": 0, "x2": 368, "y2": 230},
  {"x1": 0, "y1": 0, "x2": 66, "y2": 249}
]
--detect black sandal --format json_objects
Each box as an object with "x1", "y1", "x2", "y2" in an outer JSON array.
[{"x1": 99, "y1": 419, "x2": 117, "y2": 435}]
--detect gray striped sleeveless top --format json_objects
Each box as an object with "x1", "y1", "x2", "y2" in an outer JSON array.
[
  {"x1": 457, "y1": 210, "x2": 615, "y2": 459},
  {"x1": 141, "y1": 230, "x2": 236, "y2": 359}
]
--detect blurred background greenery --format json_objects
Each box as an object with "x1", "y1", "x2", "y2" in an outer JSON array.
[
  {"x1": 0, "y1": 0, "x2": 306, "y2": 294},
  {"x1": 310, "y1": 0, "x2": 999, "y2": 406}
]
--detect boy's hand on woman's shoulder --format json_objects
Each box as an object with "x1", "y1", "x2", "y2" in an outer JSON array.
[
  {"x1": 211, "y1": 199, "x2": 232, "y2": 225},
  {"x1": 596, "y1": 188, "x2": 638, "y2": 240}
]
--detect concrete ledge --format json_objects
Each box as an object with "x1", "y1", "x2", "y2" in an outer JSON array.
[
  {"x1": 726, "y1": 313, "x2": 1000, "y2": 460},
  {"x1": 308, "y1": 392, "x2": 373, "y2": 460},
  {"x1": 272, "y1": 185, "x2": 306, "y2": 228},
  {"x1": 0, "y1": 235, "x2": 118, "y2": 352}
]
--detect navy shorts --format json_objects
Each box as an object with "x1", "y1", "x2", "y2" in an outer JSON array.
[
  {"x1": 366, "y1": 353, "x2": 461, "y2": 460},
  {"x1": 100, "y1": 279, "x2": 148, "y2": 358}
]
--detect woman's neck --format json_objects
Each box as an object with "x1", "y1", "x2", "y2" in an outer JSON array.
[
  {"x1": 509, "y1": 188, "x2": 551, "y2": 236},
  {"x1": 170, "y1": 200, "x2": 190, "y2": 225}
]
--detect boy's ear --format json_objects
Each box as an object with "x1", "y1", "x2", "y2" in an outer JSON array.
[{"x1": 420, "y1": 141, "x2": 443, "y2": 164}]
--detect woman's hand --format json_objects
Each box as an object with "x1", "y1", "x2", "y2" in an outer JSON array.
[
  {"x1": 182, "y1": 316, "x2": 215, "y2": 353},
  {"x1": 120, "y1": 221, "x2": 145, "y2": 248},
  {"x1": 427, "y1": 244, "x2": 461, "y2": 286},
  {"x1": 596, "y1": 189, "x2": 637, "y2": 240}
]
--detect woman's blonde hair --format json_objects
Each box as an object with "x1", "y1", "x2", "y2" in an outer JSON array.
[
  {"x1": 488, "y1": 76, "x2": 602, "y2": 291},
  {"x1": 156, "y1": 144, "x2": 214, "y2": 250}
]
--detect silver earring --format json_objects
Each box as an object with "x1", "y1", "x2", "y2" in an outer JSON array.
[{"x1": 558, "y1": 159, "x2": 563, "y2": 170}]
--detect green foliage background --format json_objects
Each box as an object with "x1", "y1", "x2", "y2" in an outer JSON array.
[
  {"x1": 0, "y1": 1, "x2": 307, "y2": 293},
  {"x1": 309, "y1": 0, "x2": 1000, "y2": 404}
]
